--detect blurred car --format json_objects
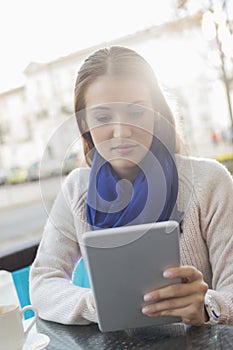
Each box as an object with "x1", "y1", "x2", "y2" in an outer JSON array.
[
  {"x1": 0, "y1": 168, "x2": 7, "y2": 185},
  {"x1": 45, "y1": 159, "x2": 62, "y2": 176},
  {"x1": 222, "y1": 128, "x2": 233, "y2": 142},
  {"x1": 27, "y1": 159, "x2": 61, "y2": 181},
  {"x1": 7, "y1": 166, "x2": 28, "y2": 184},
  {"x1": 27, "y1": 162, "x2": 40, "y2": 181},
  {"x1": 62, "y1": 152, "x2": 82, "y2": 175}
]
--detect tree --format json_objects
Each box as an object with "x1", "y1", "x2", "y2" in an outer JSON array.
[{"x1": 177, "y1": 0, "x2": 233, "y2": 136}]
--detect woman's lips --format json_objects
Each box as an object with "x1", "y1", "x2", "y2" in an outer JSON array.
[{"x1": 112, "y1": 144, "x2": 138, "y2": 155}]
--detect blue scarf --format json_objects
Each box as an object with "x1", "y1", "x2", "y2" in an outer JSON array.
[
  {"x1": 86, "y1": 136, "x2": 181, "y2": 228},
  {"x1": 72, "y1": 137, "x2": 182, "y2": 288}
]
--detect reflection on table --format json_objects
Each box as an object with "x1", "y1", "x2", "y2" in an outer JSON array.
[{"x1": 36, "y1": 318, "x2": 233, "y2": 350}]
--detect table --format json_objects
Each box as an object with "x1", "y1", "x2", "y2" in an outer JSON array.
[{"x1": 36, "y1": 318, "x2": 233, "y2": 349}]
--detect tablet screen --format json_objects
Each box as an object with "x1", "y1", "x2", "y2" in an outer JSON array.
[{"x1": 81, "y1": 221, "x2": 181, "y2": 332}]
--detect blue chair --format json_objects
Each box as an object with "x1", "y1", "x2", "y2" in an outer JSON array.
[
  {"x1": 10, "y1": 258, "x2": 90, "y2": 320},
  {"x1": 12, "y1": 266, "x2": 34, "y2": 319},
  {"x1": 72, "y1": 258, "x2": 90, "y2": 288},
  {"x1": 0, "y1": 239, "x2": 40, "y2": 319}
]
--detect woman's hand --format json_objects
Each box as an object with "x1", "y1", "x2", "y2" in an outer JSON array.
[{"x1": 142, "y1": 265, "x2": 209, "y2": 325}]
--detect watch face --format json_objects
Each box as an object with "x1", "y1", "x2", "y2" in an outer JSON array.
[
  {"x1": 205, "y1": 294, "x2": 221, "y2": 322},
  {"x1": 211, "y1": 298, "x2": 220, "y2": 318}
]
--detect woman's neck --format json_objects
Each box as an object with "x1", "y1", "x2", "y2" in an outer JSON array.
[{"x1": 112, "y1": 165, "x2": 140, "y2": 182}]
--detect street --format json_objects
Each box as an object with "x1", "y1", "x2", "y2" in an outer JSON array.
[
  {"x1": 0, "y1": 201, "x2": 47, "y2": 252},
  {"x1": 0, "y1": 176, "x2": 64, "y2": 252}
]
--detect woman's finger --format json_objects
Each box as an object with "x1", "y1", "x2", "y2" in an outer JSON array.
[
  {"x1": 142, "y1": 302, "x2": 206, "y2": 325},
  {"x1": 142, "y1": 294, "x2": 202, "y2": 315},
  {"x1": 144, "y1": 279, "x2": 208, "y2": 302},
  {"x1": 163, "y1": 265, "x2": 203, "y2": 282}
]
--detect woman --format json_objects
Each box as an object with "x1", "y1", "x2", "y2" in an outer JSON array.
[{"x1": 30, "y1": 46, "x2": 233, "y2": 326}]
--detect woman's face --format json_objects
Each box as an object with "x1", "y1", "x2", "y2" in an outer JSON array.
[{"x1": 85, "y1": 76, "x2": 155, "y2": 180}]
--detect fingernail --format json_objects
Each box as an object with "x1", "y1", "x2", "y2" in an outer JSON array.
[
  {"x1": 163, "y1": 270, "x2": 173, "y2": 278},
  {"x1": 142, "y1": 306, "x2": 151, "y2": 314},
  {"x1": 144, "y1": 294, "x2": 153, "y2": 302}
]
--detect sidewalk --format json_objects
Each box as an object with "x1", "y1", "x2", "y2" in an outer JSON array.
[
  {"x1": 0, "y1": 176, "x2": 64, "y2": 210},
  {"x1": 0, "y1": 182, "x2": 41, "y2": 210}
]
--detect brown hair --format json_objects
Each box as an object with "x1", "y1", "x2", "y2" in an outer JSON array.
[{"x1": 74, "y1": 46, "x2": 179, "y2": 166}]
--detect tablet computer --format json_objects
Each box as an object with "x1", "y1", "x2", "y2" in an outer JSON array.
[{"x1": 81, "y1": 220, "x2": 181, "y2": 332}]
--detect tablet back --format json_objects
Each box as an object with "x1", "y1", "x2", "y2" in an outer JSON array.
[{"x1": 82, "y1": 221, "x2": 181, "y2": 332}]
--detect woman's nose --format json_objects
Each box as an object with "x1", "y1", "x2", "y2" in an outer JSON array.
[{"x1": 112, "y1": 123, "x2": 132, "y2": 138}]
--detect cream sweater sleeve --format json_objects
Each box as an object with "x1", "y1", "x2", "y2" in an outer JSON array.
[
  {"x1": 29, "y1": 169, "x2": 97, "y2": 325},
  {"x1": 197, "y1": 159, "x2": 233, "y2": 323}
]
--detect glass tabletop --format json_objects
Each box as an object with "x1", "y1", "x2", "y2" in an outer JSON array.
[{"x1": 36, "y1": 318, "x2": 233, "y2": 350}]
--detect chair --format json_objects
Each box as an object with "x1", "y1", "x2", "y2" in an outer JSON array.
[
  {"x1": 0, "y1": 239, "x2": 90, "y2": 319},
  {"x1": 72, "y1": 257, "x2": 90, "y2": 288},
  {"x1": 11, "y1": 257, "x2": 90, "y2": 319},
  {"x1": 0, "y1": 239, "x2": 40, "y2": 319},
  {"x1": 12, "y1": 266, "x2": 33, "y2": 319}
]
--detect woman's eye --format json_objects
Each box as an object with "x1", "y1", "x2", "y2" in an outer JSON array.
[
  {"x1": 96, "y1": 114, "x2": 112, "y2": 124},
  {"x1": 128, "y1": 109, "x2": 145, "y2": 118}
]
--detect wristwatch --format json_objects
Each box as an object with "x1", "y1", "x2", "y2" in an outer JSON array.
[{"x1": 204, "y1": 291, "x2": 221, "y2": 324}]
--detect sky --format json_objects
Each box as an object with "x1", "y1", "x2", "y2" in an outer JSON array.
[{"x1": 0, "y1": 0, "x2": 176, "y2": 93}]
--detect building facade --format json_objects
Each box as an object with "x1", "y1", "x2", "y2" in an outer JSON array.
[{"x1": 0, "y1": 14, "x2": 232, "y2": 169}]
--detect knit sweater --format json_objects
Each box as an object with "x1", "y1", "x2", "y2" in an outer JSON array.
[{"x1": 29, "y1": 155, "x2": 233, "y2": 325}]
